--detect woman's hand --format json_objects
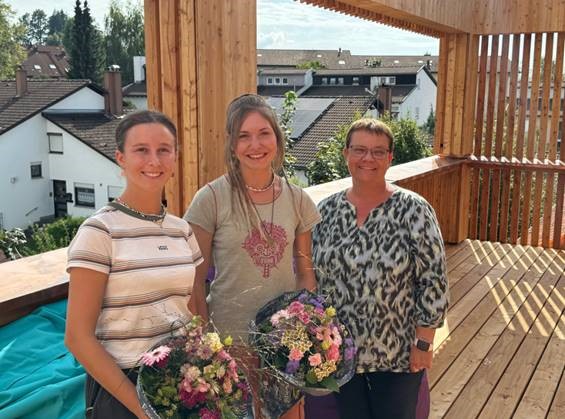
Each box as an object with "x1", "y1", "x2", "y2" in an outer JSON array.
[{"x1": 410, "y1": 344, "x2": 433, "y2": 372}]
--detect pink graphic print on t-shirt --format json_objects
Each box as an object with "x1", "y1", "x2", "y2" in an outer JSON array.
[{"x1": 242, "y1": 222, "x2": 288, "y2": 278}]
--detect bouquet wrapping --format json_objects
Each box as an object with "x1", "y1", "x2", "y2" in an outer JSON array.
[
  {"x1": 136, "y1": 316, "x2": 251, "y2": 419},
  {"x1": 249, "y1": 290, "x2": 356, "y2": 400}
]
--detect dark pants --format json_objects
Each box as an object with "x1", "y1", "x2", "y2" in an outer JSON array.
[
  {"x1": 334, "y1": 371, "x2": 424, "y2": 419},
  {"x1": 85, "y1": 370, "x2": 138, "y2": 419}
]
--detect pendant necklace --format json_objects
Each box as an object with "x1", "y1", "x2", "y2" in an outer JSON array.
[{"x1": 249, "y1": 179, "x2": 276, "y2": 244}]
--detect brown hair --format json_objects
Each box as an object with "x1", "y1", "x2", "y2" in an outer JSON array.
[
  {"x1": 115, "y1": 110, "x2": 177, "y2": 152},
  {"x1": 345, "y1": 118, "x2": 394, "y2": 152},
  {"x1": 224, "y1": 93, "x2": 297, "y2": 231}
]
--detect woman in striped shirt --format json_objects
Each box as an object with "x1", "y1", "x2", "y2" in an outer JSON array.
[{"x1": 65, "y1": 111, "x2": 203, "y2": 419}]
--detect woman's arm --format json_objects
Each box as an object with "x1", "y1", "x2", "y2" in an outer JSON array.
[
  {"x1": 65, "y1": 268, "x2": 146, "y2": 418},
  {"x1": 294, "y1": 230, "x2": 317, "y2": 292},
  {"x1": 188, "y1": 223, "x2": 213, "y2": 322}
]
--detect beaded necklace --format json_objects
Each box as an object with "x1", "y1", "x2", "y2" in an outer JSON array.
[
  {"x1": 112, "y1": 197, "x2": 167, "y2": 226},
  {"x1": 245, "y1": 172, "x2": 275, "y2": 193}
]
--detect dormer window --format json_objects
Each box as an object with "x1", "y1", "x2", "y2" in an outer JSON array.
[
  {"x1": 338, "y1": 60, "x2": 346, "y2": 65},
  {"x1": 34, "y1": 64, "x2": 41, "y2": 70}
]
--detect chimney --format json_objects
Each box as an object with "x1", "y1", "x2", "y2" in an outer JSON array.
[
  {"x1": 15, "y1": 67, "x2": 28, "y2": 97},
  {"x1": 104, "y1": 65, "x2": 123, "y2": 117},
  {"x1": 338, "y1": 47, "x2": 342, "y2": 57},
  {"x1": 377, "y1": 85, "x2": 392, "y2": 115}
]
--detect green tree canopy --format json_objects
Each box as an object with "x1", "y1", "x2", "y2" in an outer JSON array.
[
  {"x1": 68, "y1": 0, "x2": 105, "y2": 83},
  {"x1": 45, "y1": 10, "x2": 68, "y2": 46},
  {"x1": 104, "y1": 0, "x2": 144, "y2": 85},
  {"x1": 0, "y1": 1, "x2": 26, "y2": 79}
]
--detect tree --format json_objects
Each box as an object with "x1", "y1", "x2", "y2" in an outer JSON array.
[
  {"x1": 68, "y1": 0, "x2": 105, "y2": 83},
  {"x1": 380, "y1": 113, "x2": 433, "y2": 165},
  {"x1": 0, "y1": 1, "x2": 26, "y2": 79},
  {"x1": 29, "y1": 9, "x2": 48, "y2": 45},
  {"x1": 18, "y1": 13, "x2": 33, "y2": 46},
  {"x1": 279, "y1": 90, "x2": 297, "y2": 176},
  {"x1": 104, "y1": 0, "x2": 144, "y2": 84},
  {"x1": 296, "y1": 60, "x2": 325, "y2": 70},
  {"x1": 45, "y1": 10, "x2": 68, "y2": 46}
]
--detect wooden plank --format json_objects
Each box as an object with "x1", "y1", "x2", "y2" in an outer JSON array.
[
  {"x1": 442, "y1": 34, "x2": 457, "y2": 156},
  {"x1": 461, "y1": 34, "x2": 479, "y2": 156},
  {"x1": 488, "y1": 166, "x2": 502, "y2": 241},
  {"x1": 513, "y1": 304, "x2": 565, "y2": 418},
  {"x1": 520, "y1": 34, "x2": 544, "y2": 245},
  {"x1": 537, "y1": 32, "x2": 554, "y2": 159},
  {"x1": 494, "y1": 34, "x2": 510, "y2": 158},
  {"x1": 433, "y1": 242, "x2": 517, "y2": 350},
  {"x1": 432, "y1": 250, "x2": 563, "y2": 418},
  {"x1": 553, "y1": 173, "x2": 565, "y2": 248},
  {"x1": 430, "y1": 246, "x2": 550, "y2": 389},
  {"x1": 530, "y1": 34, "x2": 555, "y2": 246},
  {"x1": 456, "y1": 163, "x2": 471, "y2": 241},
  {"x1": 445, "y1": 240, "x2": 473, "y2": 259},
  {"x1": 143, "y1": 0, "x2": 162, "y2": 111},
  {"x1": 446, "y1": 239, "x2": 498, "y2": 278},
  {"x1": 469, "y1": 167, "x2": 480, "y2": 239},
  {"x1": 484, "y1": 35, "x2": 499, "y2": 157},
  {"x1": 451, "y1": 33, "x2": 468, "y2": 156},
  {"x1": 497, "y1": 35, "x2": 519, "y2": 243},
  {"x1": 178, "y1": 0, "x2": 200, "y2": 210},
  {"x1": 546, "y1": 365, "x2": 565, "y2": 419},
  {"x1": 477, "y1": 254, "x2": 565, "y2": 418},
  {"x1": 515, "y1": 34, "x2": 531, "y2": 160},
  {"x1": 547, "y1": 32, "x2": 565, "y2": 161},
  {"x1": 434, "y1": 34, "x2": 448, "y2": 155},
  {"x1": 479, "y1": 167, "x2": 491, "y2": 241}
]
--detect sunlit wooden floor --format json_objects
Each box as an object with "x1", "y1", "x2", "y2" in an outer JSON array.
[{"x1": 430, "y1": 240, "x2": 565, "y2": 419}]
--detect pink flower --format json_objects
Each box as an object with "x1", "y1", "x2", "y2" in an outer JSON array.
[
  {"x1": 270, "y1": 309, "x2": 290, "y2": 326},
  {"x1": 327, "y1": 344, "x2": 340, "y2": 362},
  {"x1": 199, "y1": 408, "x2": 221, "y2": 419},
  {"x1": 298, "y1": 311, "x2": 311, "y2": 324},
  {"x1": 216, "y1": 349, "x2": 232, "y2": 361},
  {"x1": 140, "y1": 345, "x2": 171, "y2": 367},
  {"x1": 289, "y1": 348, "x2": 304, "y2": 361},
  {"x1": 308, "y1": 353, "x2": 322, "y2": 366},
  {"x1": 223, "y1": 377, "x2": 233, "y2": 394},
  {"x1": 288, "y1": 301, "x2": 305, "y2": 315}
]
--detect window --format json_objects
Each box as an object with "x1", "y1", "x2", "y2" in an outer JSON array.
[
  {"x1": 75, "y1": 183, "x2": 95, "y2": 207},
  {"x1": 49, "y1": 64, "x2": 57, "y2": 69},
  {"x1": 48, "y1": 133, "x2": 63, "y2": 153},
  {"x1": 282, "y1": 78, "x2": 288, "y2": 85},
  {"x1": 275, "y1": 78, "x2": 281, "y2": 84},
  {"x1": 30, "y1": 162, "x2": 42, "y2": 179},
  {"x1": 338, "y1": 77, "x2": 344, "y2": 85},
  {"x1": 107, "y1": 185, "x2": 122, "y2": 202},
  {"x1": 387, "y1": 76, "x2": 396, "y2": 85},
  {"x1": 352, "y1": 77, "x2": 360, "y2": 86},
  {"x1": 330, "y1": 77, "x2": 336, "y2": 85},
  {"x1": 338, "y1": 60, "x2": 346, "y2": 65},
  {"x1": 267, "y1": 77, "x2": 273, "y2": 85},
  {"x1": 321, "y1": 77, "x2": 328, "y2": 85},
  {"x1": 34, "y1": 64, "x2": 41, "y2": 70}
]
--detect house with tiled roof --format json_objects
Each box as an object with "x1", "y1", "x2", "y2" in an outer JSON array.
[
  {"x1": 0, "y1": 69, "x2": 125, "y2": 230},
  {"x1": 21, "y1": 46, "x2": 69, "y2": 79}
]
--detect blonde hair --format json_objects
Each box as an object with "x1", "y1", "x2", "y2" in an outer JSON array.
[{"x1": 224, "y1": 93, "x2": 298, "y2": 232}]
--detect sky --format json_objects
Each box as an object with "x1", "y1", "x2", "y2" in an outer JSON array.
[{"x1": 7, "y1": 0, "x2": 439, "y2": 55}]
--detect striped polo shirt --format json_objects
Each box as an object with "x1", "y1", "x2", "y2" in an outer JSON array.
[{"x1": 67, "y1": 205, "x2": 203, "y2": 368}]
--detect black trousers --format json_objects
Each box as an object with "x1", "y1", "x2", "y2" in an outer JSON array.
[
  {"x1": 335, "y1": 371, "x2": 424, "y2": 419},
  {"x1": 85, "y1": 370, "x2": 138, "y2": 419}
]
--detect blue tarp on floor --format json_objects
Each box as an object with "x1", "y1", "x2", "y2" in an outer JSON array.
[{"x1": 0, "y1": 300, "x2": 85, "y2": 419}]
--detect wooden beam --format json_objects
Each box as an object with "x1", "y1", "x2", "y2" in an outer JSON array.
[{"x1": 144, "y1": 0, "x2": 256, "y2": 215}]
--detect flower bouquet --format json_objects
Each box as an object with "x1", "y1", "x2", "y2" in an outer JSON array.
[
  {"x1": 249, "y1": 290, "x2": 356, "y2": 397},
  {"x1": 136, "y1": 316, "x2": 251, "y2": 419}
]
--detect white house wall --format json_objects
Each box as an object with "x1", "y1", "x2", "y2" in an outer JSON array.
[
  {"x1": 0, "y1": 114, "x2": 52, "y2": 229},
  {"x1": 46, "y1": 121, "x2": 125, "y2": 219},
  {"x1": 50, "y1": 87, "x2": 104, "y2": 111},
  {"x1": 398, "y1": 70, "x2": 436, "y2": 125}
]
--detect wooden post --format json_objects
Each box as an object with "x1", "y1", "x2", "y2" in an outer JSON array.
[{"x1": 144, "y1": 0, "x2": 257, "y2": 216}]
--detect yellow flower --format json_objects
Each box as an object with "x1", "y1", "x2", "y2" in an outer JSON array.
[
  {"x1": 325, "y1": 307, "x2": 336, "y2": 317},
  {"x1": 281, "y1": 326, "x2": 312, "y2": 352},
  {"x1": 313, "y1": 361, "x2": 337, "y2": 381},
  {"x1": 205, "y1": 332, "x2": 223, "y2": 353},
  {"x1": 223, "y1": 336, "x2": 233, "y2": 346},
  {"x1": 321, "y1": 340, "x2": 331, "y2": 350}
]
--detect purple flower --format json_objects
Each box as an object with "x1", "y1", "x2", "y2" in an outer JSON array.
[
  {"x1": 344, "y1": 346, "x2": 356, "y2": 361},
  {"x1": 285, "y1": 360, "x2": 300, "y2": 374},
  {"x1": 298, "y1": 293, "x2": 308, "y2": 303},
  {"x1": 345, "y1": 338, "x2": 354, "y2": 347}
]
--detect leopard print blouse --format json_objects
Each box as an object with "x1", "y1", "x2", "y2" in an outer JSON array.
[{"x1": 312, "y1": 187, "x2": 449, "y2": 373}]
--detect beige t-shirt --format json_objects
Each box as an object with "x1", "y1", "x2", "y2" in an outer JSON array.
[{"x1": 185, "y1": 176, "x2": 320, "y2": 343}]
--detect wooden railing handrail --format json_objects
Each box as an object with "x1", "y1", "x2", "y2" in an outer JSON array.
[{"x1": 468, "y1": 155, "x2": 565, "y2": 172}]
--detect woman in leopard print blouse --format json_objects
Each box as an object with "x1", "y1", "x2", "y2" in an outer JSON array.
[{"x1": 312, "y1": 118, "x2": 449, "y2": 419}]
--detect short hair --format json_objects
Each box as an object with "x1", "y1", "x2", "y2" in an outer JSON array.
[
  {"x1": 345, "y1": 118, "x2": 394, "y2": 152},
  {"x1": 115, "y1": 110, "x2": 177, "y2": 152}
]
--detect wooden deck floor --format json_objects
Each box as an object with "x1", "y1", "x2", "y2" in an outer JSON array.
[{"x1": 431, "y1": 240, "x2": 565, "y2": 419}]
